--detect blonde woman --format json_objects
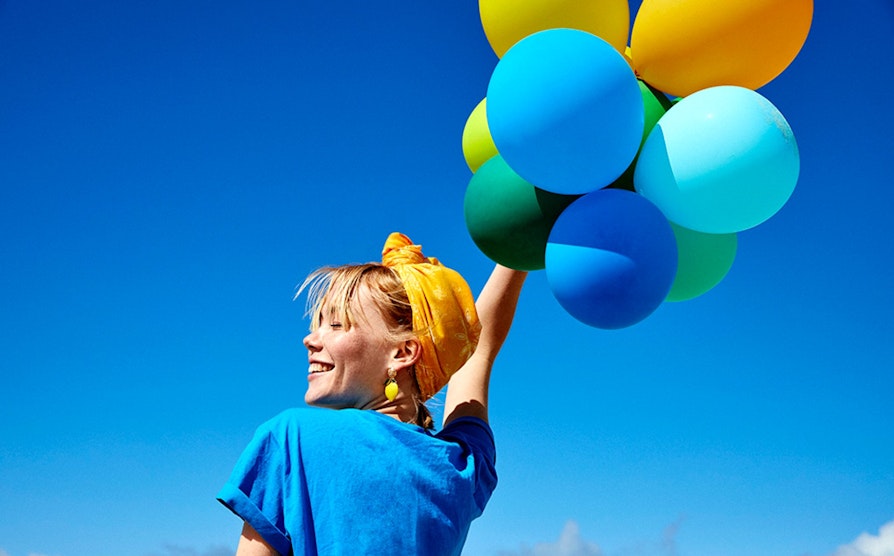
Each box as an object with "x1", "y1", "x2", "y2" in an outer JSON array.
[{"x1": 218, "y1": 233, "x2": 526, "y2": 556}]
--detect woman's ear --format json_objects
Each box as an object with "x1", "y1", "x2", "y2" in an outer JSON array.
[{"x1": 392, "y1": 338, "x2": 421, "y2": 371}]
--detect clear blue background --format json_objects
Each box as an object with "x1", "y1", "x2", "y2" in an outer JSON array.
[{"x1": 1, "y1": 1, "x2": 892, "y2": 555}]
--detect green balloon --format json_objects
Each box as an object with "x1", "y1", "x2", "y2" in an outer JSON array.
[
  {"x1": 464, "y1": 155, "x2": 578, "y2": 270},
  {"x1": 610, "y1": 80, "x2": 675, "y2": 191},
  {"x1": 666, "y1": 222, "x2": 737, "y2": 302}
]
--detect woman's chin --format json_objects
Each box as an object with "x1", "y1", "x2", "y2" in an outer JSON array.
[{"x1": 305, "y1": 391, "x2": 347, "y2": 409}]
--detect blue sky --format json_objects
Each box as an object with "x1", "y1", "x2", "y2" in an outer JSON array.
[{"x1": 1, "y1": 1, "x2": 892, "y2": 555}]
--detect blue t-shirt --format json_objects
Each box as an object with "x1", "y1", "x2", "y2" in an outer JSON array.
[{"x1": 217, "y1": 408, "x2": 497, "y2": 556}]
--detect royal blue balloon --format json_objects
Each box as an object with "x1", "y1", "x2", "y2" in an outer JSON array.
[
  {"x1": 546, "y1": 189, "x2": 677, "y2": 329},
  {"x1": 487, "y1": 29, "x2": 644, "y2": 195},
  {"x1": 634, "y1": 86, "x2": 800, "y2": 234}
]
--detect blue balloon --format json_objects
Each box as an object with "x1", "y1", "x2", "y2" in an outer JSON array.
[
  {"x1": 546, "y1": 189, "x2": 677, "y2": 329},
  {"x1": 635, "y1": 86, "x2": 800, "y2": 234},
  {"x1": 486, "y1": 29, "x2": 644, "y2": 195}
]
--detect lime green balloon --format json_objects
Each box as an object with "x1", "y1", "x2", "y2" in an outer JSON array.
[
  {"x1": 462, "y1": 98, "x2": 499, "y2": 173},
  {"x1": 610, "y1": 80, "x2": 674, "y2": 191},
  {"x1": 666, "y1": 222, "x2": 737, "y2": 302},
  {"x1": 464, "y1": 155, "x2": 578, "y2": 270}
]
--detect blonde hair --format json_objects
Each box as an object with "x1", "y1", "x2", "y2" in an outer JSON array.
[{"x1": 298, "y1": 263, "x2": 435, "y2": 429}]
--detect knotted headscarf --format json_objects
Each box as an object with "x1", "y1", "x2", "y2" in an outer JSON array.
[{"x1": 382, "y1": 232, "x2": 481, "y2": 401}]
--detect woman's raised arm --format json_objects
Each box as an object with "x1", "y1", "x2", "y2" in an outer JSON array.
[{"x1": 443, "y1": 265, "x2": 527, "y2": 427}]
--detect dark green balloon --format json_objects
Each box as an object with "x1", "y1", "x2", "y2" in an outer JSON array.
[
  {"x1": 464, "y1": 155, "x2": 578, "y2": 270},
  {"x1": 610, "y1": 79, "x2": 675, "y2": 191}
]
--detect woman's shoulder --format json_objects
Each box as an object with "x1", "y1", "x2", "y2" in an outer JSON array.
[
  {"x1": 436, "y1": 416, "x2": 495, "y2": 447},
  {"x1": 261, "y1": 406, "x2": 356, "y2": 429},
  {"x1": 258, "y1": 407, "x2": 407, "y2": 437},
  {"x1": 253, "y1": 409, "x2": 444, "y2": 466}
]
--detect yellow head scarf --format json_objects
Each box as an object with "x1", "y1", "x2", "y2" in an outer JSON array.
[{"x1": 382, "y1": 233, "x2": 481, "y2": 401}]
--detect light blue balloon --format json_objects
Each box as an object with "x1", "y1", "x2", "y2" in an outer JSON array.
[
  {"x1": 634, "y1": 86, "x2": 800, "y2": 234},
  {"x1": 546, "y1": 189, "x2": 677, "y2": 329},
  {"x1": 487, "y1": 29, "x2": 644, "y2": 195}
]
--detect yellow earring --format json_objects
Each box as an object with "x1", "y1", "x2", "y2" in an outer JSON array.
[{"x1": 384, "y1": 367, "x2": 399, "y2": 401}]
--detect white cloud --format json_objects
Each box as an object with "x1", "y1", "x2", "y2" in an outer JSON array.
[
  {"x1": 499, "y1": 518, "x2": 686, "y2": 556},
  {"x1": 499, "y1": 520, "x2": 604, "y2": 556},
  {"x1": 0, "y1": 549, "x2": 52, "y2": 556},
  {"x1": 659, "y1": 517, "x2": 684, "y2": 556},
  {"x1": 832, "y1": 519, "x2": 894, "y2": 556},
  {"x1": 144, "y1": 545, "x2": 232, "y2": 556},
  {"x1": 498, "y1": 517, "x2": 894, "y2": 556}
]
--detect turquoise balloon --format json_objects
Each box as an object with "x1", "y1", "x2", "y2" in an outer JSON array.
[
  {"x1": 464, "y1": 155, "x2": 578, "y2": 270},
  {"x1": 666, "y1": 223, "x2": 737, "y2": 302},
  {"x1": 545, "y1": 189, "x2": 677, "y2": 329},
  {"x1": 634, "y1": 86, "x2": 800, "y2": 234},
  {"x1": 487, "y1": 29, "x2": 644, "y2": 195}
]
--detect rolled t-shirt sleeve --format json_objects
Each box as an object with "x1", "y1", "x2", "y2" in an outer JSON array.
[
  {"x1": 436, "y1": 416, "x2": 498, "y2": 513},
  {"x1": 217, "y1": 424, "x2": 293, "y2": 556}
]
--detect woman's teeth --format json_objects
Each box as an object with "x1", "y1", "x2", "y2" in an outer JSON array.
[{"x1": 309, "y1": 363, "x2": 333, "y2": 374}]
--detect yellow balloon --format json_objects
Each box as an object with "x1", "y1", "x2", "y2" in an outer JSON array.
[
  {"x1": 630, "y1": 0, "x2": 813, "y2": 97},
  {"x1": 461, "y1": 98, "x2": 499, "y2": 173},
  {"x1": 480, "y1": 0, "x2": 630, "y2": 58},
  {"x1": 623, "y1": 45, "x2": 634, "y2": 71}
]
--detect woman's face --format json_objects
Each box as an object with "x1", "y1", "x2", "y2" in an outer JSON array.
[{"x1": 302, "y1": 285, "x2": 397, "y2": 409}]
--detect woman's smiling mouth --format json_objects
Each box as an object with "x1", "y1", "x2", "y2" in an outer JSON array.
[{"x1": 308, "y1": 362, "x2": 334, "y2": 374}]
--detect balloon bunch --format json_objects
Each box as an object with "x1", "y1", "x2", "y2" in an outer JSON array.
[{"x1": 462, "y1": 0, "x2": 812, "y2": 329}]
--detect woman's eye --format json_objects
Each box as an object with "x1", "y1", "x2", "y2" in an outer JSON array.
[{"x1": 329, "y1": 322, "x2": 343, "y2": 329}]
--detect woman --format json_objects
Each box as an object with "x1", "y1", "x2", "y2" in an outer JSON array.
[{"x1": 218, "y1": 232, "x2": 526, "y2": 556}]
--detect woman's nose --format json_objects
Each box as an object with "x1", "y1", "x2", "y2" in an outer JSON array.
[{"x1": 303, "y1": 329, "x2": 321, "y2": 351}]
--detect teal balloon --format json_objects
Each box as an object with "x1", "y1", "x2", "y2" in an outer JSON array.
[
  {"x1": 487, "y1": 29, "x2": 644, "y2": 195},
  {"x1": 546, "y1": 189, "x2": 677, "y2": 329},
  {"x1": 635, "y1": 86, "x2": 800, "y2": 234},
  {"x1": 464, "y1": 155, "x2": 578, "y2": 270},
  {"x1": 610, "y1": 79, "x2": 674, "y2": 192},
  {"x1": 666, "y1": 223, "x2": 737, "y2": 302}
]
